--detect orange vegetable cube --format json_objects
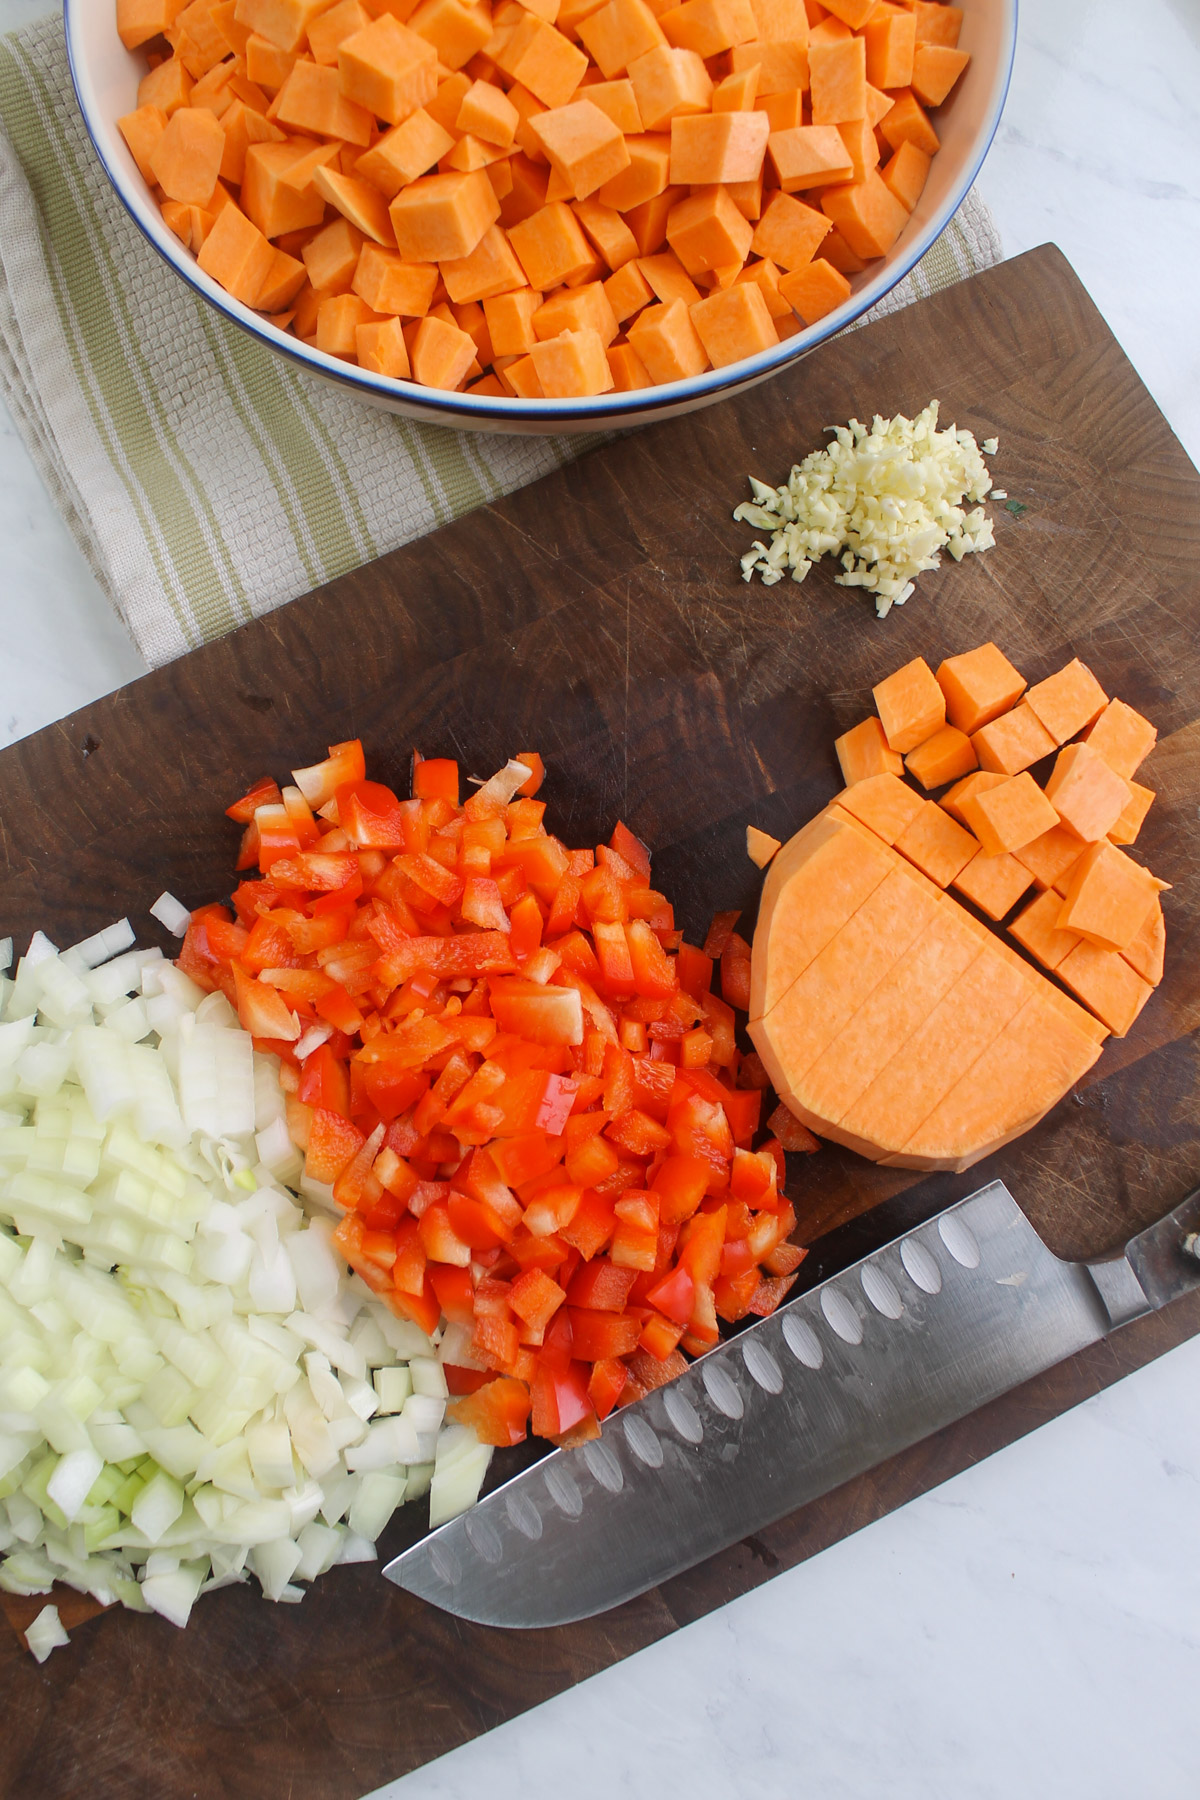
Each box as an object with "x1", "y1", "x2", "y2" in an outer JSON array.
[
  {"x1": 1057, "y1": 940, "x2": 1151, "y2": 1039},
  {"x1": 971, "y1": 702, "x2": 1057, "y2": 777},
  {"x1": 531, "y1": 99, "x2": 632, "y2": 197},
  {"x1": 661, "y1": 0, "x2": 757, "y2": 57},
  {"x1": 623, "y1": 184, "x2": 683, "y2": 252},
  {"x1": 1043, "y1": 742, "x2": 1130, "y2": 845},
  {"x1": 534, "y1": 279, "x2": 619, "y2": 343},
  {"x1": 940, "y1": 769, "x2": 1007, "y2": 825},
  {"x1": 583, "y1": 78, "x2": 644, "y2": 132},
  {"x1": 1082, "y1": 698, "x2": 1158, "y2": 781},
  {"x1": 337, "y1": 14, "x2": 438, "y2": 122},
  {"x1": 1012, "y1": 824, "x2": 1085, "y2": 895},
  {"x1": 749, "y1": 0, "x2": 809, "y2": 38},
  {"x1": 389, "y1": 168, "x2": 501, "y2": 260},
  {"x1": 118, "y1": 104, "x2": 170, "y2": 185},
  {"x1": 768, "y1": 123, "x2": 852, "y2": 190},
  {"x1": 241, "y1": 141, "x2": 325, "y2": 236},
  {"x1": 149, "y1": 104, "x2": 225, "y2": 204},
  {"x1": 1057, "y1": 841, "x2": 1165, "y2": 954},
  {"x1": 1024, "y1": 658, "x2": 1108, "y2": 746},
  {"x1": 407, "y1": 0, "x2": 493, "y2": 69},
  {"x1": 353, "y1": 244, "x2": 439, "y2": 314},
  {"x1": 629, "y1": 45, "x2": 713, "y2": 128},
  {"x1": 503, "y1": 351, "x2": 545, "y2": 396},
  {"x1": 303, "y1": 217, "x2": 366, "y2": 294},
  {"x1": 873, "y1": 656, "x2": 945, "y2": 754},
  {"x1": 1009, "y1": 887, "x2": 1083, "y2": 972},
  {"x1": 244, "y1": 33, "x2": 297, "y2": 92},
  {"x1": 761, "y1": 88, "x2": 804, "y2": 131},
  {"x1": 573, "y1": 197, "x2": 640, "y2": 267},
  {"x1": 808, "y1": 33, "x2": 865, "y2": 123},
  {"x1": 275, "y1": 58, "x2": 375, "y2": 143},
  {"x1": 834, "y1": 716, "x2": 903, "y2": 785},
  {"x1": 118, "y1": 0, "x2": 189, "y2": 49},
  {"x1": 952, "y1": 849, "x2": 1033, "y2": 923},
  {"x1": 508, "y1": 199, "x2": 596, "y2": 286},
  {"x1": 426, "y1": 71, "x2": 474, "y2": 134},
  {"x1": 234, "y1": 0, "x2": 336, "y2": 53},
  {"x1": 751, "y1": 189, "x2": 830, "y2": 269},
  {"x1": 821, "y1": 224, "x2": 866, "y2": 275},
  {"x1": 1121, "y1": 896, "x2": 1165, "y2": 986},
  {"x1": 903, "y1": 722, "x2": 976, "y2": 791},
  {"x1": 607, "y1": 340, "x2": 653, "y2": 387},
  {"x1": 255, "y1": 244, "x2": 307, "y2": 310},
  {"x1": 959, "y1": 772, "x2": 1059, "y2": 857},
  {"x1": 879, "y1": 86, "x2": 939, "y2": 156},
  {"x1": 863, "y1": 9, "x2": 914, "y2": 88},
  {"x1": 670, "y1": 111, "x2": 769, "y2": 184},
  {"x1": 911, "y1": 42, "x2": 969, "y2": 106},
  {"x1": 218, "y1": 100, "x2": 286, "y2": 187},
  {"x1": 734, "y1": 254, "x2": 793, "y2": 318},
  {"x1": 666, "y1": 186, "x2": 752, "y2": 275},
  {"x1": 1108, "y1": 780, "x2": 1155, "y2": 848},
  {"x1": 712, "y1": 66, "x2": 760, "y2": 111},
  {"x1": 777, "y1": 255, "x2": 850, "y2": 323},
  {"x1": 411, "y1": 311, "x2": 479, "y2": 386},
  {"x1": 820, "y1": 168, "x2": 908, "y2": 256},
  {"x1": 598, "y1": 134, "x2": 672, "y2": 208},
  {"x1": 441, "y1": 221, "x2": 528, "y2": 302},
  {"x1": 627, "y1": 296, "x2": 710, "y2": 381},
  {"x1": 357, "y1": 110, "x2": 456, "y2": 197},
  {"x1": 456, "y1": 76, "x2": 521, "y2": 146},
  {"x1": 138, "y1": 58, "x2": 194, "y2": 116},
  {"x1": 500, "y1": 151, "x2": 551, "y2": 225},
  {"x1": 819, "y1": 0, "x2": 872, "y2": 24},
  {"x1": 528, "y1": 325, "x2": 616, "y2": 393},
  {"x1": 639, "y1": 250, "x2": 700, "y2": 304},
  {"x1": 894, "y1": 800, "x2": 978, "y2": 889},
  {"x1": 484, "y1": 284, "x2": 542, "y2": 352},
  {"x1": 356, "y1": 312, "x2": 412, "y2": 375},
  {"x1": 880, "y1": 141, "x2": 930, "y2": 212},
  {"x1": 197, "y1": 201, "x2": 277, "y2": 304},
  {"x1": 729, "y1": 40, "x2": 808, "y2": 95},
  {"x1": 313, "y1": 165, "x2": 398, "y2": 245},
  {"x1": 495, "y1": 14, "x2": 590, "y2": 105},
  {"x1": 836, "y1": 115, "x2": 879, "y2": 184},
  {"x1": 307, "y1": 0, "x2": 369, "y2": 62},
  {"x1": 604, "y1": 256, "x2": 655, "y2": 320},
  {"x1": 689, "y1": 280, "x2": 775, "y2": 367},
  {"x1": 579, "y1": 0, "x2": 667, "y2": 77},
  {"x1": 936, "y1": 642, "x2": 1025, "y2": 735},
  {"x1": 913, "y1": 2, "x2": 962, "y2": 47}
]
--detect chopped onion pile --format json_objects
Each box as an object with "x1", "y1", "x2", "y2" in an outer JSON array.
[
  {"x1": 0, "y1": 922, "x2": 491, "y2": 1651},
  {"x1": 734, "y1": 401, "x2": 997, "y2": 617}
]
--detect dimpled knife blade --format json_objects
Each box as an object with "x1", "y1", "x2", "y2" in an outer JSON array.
[{"x1": 384, "y1": 1179, "x2": 1200, "y2": 1628}]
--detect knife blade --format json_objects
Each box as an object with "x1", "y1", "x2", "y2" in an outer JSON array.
[{"x1": 384, "y1": 1180, "x2": 1200, "y2": 1628}]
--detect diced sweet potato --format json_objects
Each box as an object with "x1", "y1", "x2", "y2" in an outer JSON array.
[
  {"x1": 357, "y1": 111, "x2": 457, "y2": 197},
  {"x1": 604, "y1": 257, "x2": 655, "y2": 321},
  {"x1": 411, "y1": 311, "x2": 479, "y2": 387},
  {"x1": 579, "y1": 0, "x2": 668, "y2": 79},
  {"x1": 777, "y1": 256, "x2": 849, "y2": 323},
  {"x1": 149, "y1": 104, "x2": 226, "y2": 204},
  {"x1": 628, "y1": 45, "x2": 713, "y2": 129},
  {"x1": 820, "y1": 167, "x2": 908, "y2": 257},
  {"x1": 1121, "y1": 898, "x2": 1165, "y2": 987},
  {"x1": 862, "y1": 9, "x2": 914, "y2": 89},
  {"x1": 573, "y1": 197, "x2": 640, "y2": 267},
  {"x1": 1082, "y1": 698, "x2": 1157, "y2": 781},
  {"x1": 666, "y1": 186, "x2": 753, "y2": 274},
  {"x1": 879, "y1": 87, "x2": 939, "y2": 156},
  {"x1": 1057, "y1": 940, "x2": 1151, "y2": 1039},
  {"x1": 442, "y1": 221, "x2": 529, "y2": 301},
  {"x1": 873, "y1": 656, "x2": 945, "y2": 754},
  {"x1": 534, "y1": 279, "x2": 619, "y2": 343},
  {"x1": 639, "y1": 249, "x2": 700, "y2": 304},
  {"x1": 959, "y1": 772, "x2": 1058, "y2": 857},
  {"x1": 597, "y1": 133, "x2": 672, "y2": 208},
  {"x1": 751, "y1": 189, "x2": 830, "y2": 269},
  {"x1": 607, "y1": 340, "x2": 653, "y2": 388},
  {"x1": 670, "y1": 110, "x2": 769, "y2": 184},
  {"x1": 508, "y1": 199, "x2": 597, "y2": 286},
  {"x1": 528, "y1": 325, "x2": 616, "y2": 393},
  {"x1": 197, "y1": 200, "x2": 277, "y2": 303},
  {"x1": 1108, "y1": 779, "x2": 1155, "y2": 848},
  {"x1": 1043, "y1": 741, "x2": 1129, "y2": 845},
  {"x1": 911, "y1": 42, "x2": 969, "y2": 107},
  {"x1": 936, "y1": 642, "x2": 1025, "y2": 734},
  {"x1": 689, "y1": 280, "x2": 776, "y2": 366},
  {"x1": 768, "y1": 123, "x2": 852, "y2": 190},
  {"x1": 626, "y1": 295, "x2": 709, "y2": 381},
  {"x1": 356, "y1": 312, "x2": 412, "y2": 375},
  {"x1": 1024, "y1": 658, "x2": 1108, "y2": 746},
  {"x1": 894, "y1": 800, "x2": 978, "y2": 888},
  {"x1": 389, "y1": 168, "x2": 501, "y2": 261},
  {"x1": 904, "y1": 722, "x2": 976, "y2": 792},
  {"x1": 353, "y1": 244, "x2": 439, "y2": 315},
  {"x1": 808, "y1": 33, "x2": 866, "y2": 124},
  {"x1": 532, "y1": 99, "x2": 632, "y2": 197},
  {"x1": 952, "y1": 849, "x2": 1033, "y2": 923},
  {"x1": 483, "y1": 285, "x2": 543, "y2": 353},
  {"x1": 940, "y1": 770, "x2": 1007, "y2": 824},
  {"x1": 880, "y1": 140, "x2": 930, "y2": 212},
  {"x1": 1056, "y1": 841, "x2": 1165, "y2": 954},
  {"x1": 118, "y1": 104, "x2": 170, "y2": 185},
  {"x1": 835, "y1": 771, "x2": 924, "y2": 844},
  {"x1": 835, "y1": 716, "x2": 903, "y2": 786},
  {"x1": 971, "y1": 702, "x2": 1056, "y2": 777}
]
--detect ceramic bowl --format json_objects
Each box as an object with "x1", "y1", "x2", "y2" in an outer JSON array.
[{"x1": 65, "y1": 0, "x2": 1016, "y2": 435}]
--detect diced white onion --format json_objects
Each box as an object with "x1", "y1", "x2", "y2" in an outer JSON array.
[
  {"x1": 25, "y1": 1602, "x2": 70, "y2": 1663},
  {"x1": 150, "y1": 894, "x2": 192, "y2": 938}
]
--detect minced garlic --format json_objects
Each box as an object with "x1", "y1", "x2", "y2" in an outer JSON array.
[{"x1": 733, "y1": 401, "x2": 997, "y2": 618}]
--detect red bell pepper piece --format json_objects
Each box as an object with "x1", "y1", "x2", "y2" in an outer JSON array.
[
  {"x1": 428, "y1": 1263, "x2": 476, "y2": 1327},
  {"x1": 587, "y1": 1356, "x2": 628, "y2": 1421},
  {"x1": 412, "y1": 755, "x2": 460, "y2": 805},
  {"x1": 447, "y1": 1376, "x2": 530, "y2": 1446},
  {"x1": 643, "y1": 1261, "x2": 695, "y2": 1326},
  {"x1": 564, "y1": 1256, "x2": 638, "y2": 1313},
  {"x1": 508, "y1": 1267, "x2": 567, "y2": 1332}
]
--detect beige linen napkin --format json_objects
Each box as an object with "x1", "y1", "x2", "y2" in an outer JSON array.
[{"x1": 0, "y1": 13, "x2": 1003, "y2": 669}]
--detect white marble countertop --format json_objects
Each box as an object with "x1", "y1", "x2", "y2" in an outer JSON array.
[{"x1": 2, "y1": 1, "x2": 1199, "y2": 1793}]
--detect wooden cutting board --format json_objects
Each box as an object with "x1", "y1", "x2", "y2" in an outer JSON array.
[{"x1": 3, "y1": 243, "x2": 1200, "y2": 1799}]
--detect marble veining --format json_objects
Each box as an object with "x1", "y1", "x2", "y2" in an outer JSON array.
[{"x1": 0, "y1": 0, "x2": 1198, "y2": 1791}]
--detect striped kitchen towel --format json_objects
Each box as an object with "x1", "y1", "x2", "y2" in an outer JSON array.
[{"x1": 0, "y1": 12, "x2": 1003, "y2": 671}]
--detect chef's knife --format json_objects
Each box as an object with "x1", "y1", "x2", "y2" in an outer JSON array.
[{"x1": 384, "y1": 1180, "x2": 1200, "y2": 1628}]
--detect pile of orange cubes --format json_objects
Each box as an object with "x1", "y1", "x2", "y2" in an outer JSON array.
[{"x1": 116, "y1": 0, "x2": 969, "y2": 397}]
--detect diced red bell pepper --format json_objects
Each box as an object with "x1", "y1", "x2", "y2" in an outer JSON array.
[
  {"x1": 625, "y1": 1347, "x2": 688, "y2": 1393},
  {"x1": 592, "y1": 919, "x2": 636, "y2": 996},
  {"x1": 418, "y1": 1200, "x2": 472, "y2": 1267},
  {"x1": 730, "y1": 1145, "x2": 775, "y2": 1204},
  {"x1": 625, "y1": 919, "x2": 677, "y2": 999},
  {"x1": 748, "y1": 1271, "x2": 801, "y2": 1316},
  {"x1": 566, "y1": 1307, "x2": 642, "y2": 1360},
  {"x1": 764, "y1": 1241, "x2": 808, "y2": 1278},
  {"x1": 644, "y1": 1260, "x2": 695, "y2": 1326},
  {"x1": 608, "y1": 819, "x2": 651, "y2": 880},
  {"x1": 513, "y1": 752, "x2": 544, "y2": 797},
  {"x1": 639, "y1": 1309, "x2": 687, "y2": 1359},
  {"x1": 232, "y1": 964, "x2": 300, "y2": 1043},
  {"x1": 703, "y1": 910, "x2": 740, "y2": 958},
  {"x1": 226, "y1": 776, "x2": 282, "y2": 824},
  {"x1": 291, "y1": 740, "x2": 366, "y2": 810},
  {"x1": 298, "y1": 1042, "x2": 351, "y2": 1116},
  {"x1": 558, "y1": 1189, "x2": 616, "y2": 1259},
  {"x1": 675, "y1": 941, "x2": 713, "y2": 1000},
  {"x1": 447, "y1": 1375, "x2": 530, "y2": 1446},
  {"x1": 679, "y1": 1205, "x2": 726, "y2": 1286},
  {"x1": 488, "y1": 979, "x2": 583, "y2": 1046},
  {"x1": 721, "y1": 1085, "x2": 762, "y2": 1146},
  {"x1": 391, "y1": 1270, "x2": 442, "y2": 1334},
  {"x1": 564, "y1": 1256, "x2": 638, "y2": 1313},
  {"x1": 473, "y1": 1312, "x2": 521, "y2": 1371},
  {"x1": 565, "y1": 1130, "x2": 620, "y2": 1188},
  {"x1": 412, "y1": 755, "x2": 460, "y2": 805},
  {"x1": 587, "y1": 1356, "x2": 628, "y2": 1421},
  {"x1": 508, "y1": 1267, "x2": 567, "y2": 1332},
  {"x1": 305, "y1": 1107, "x2": 365, "y2": 1185},
  {"x1": 332, "y1": 1123, "x2": 385, "y2": 1211},
  {"x1": 606, "y1": 1107, "x2": 672, "y2": 1157},
  {"x1": 530, "y1": 1357, "x2": 594, "y2": 1439},
  {"x1": 602, "y1": 1041, "x2": 635, "y2": 1117},
  {"x1": 427, "y1": 1262, "x2": 475, "y2": 1327},
  {"x1": 488, "y1": 1131, "x2": 564, "y2": 1188}
]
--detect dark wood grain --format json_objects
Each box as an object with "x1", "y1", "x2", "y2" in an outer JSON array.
[{"x1": 2, "y1": 244, "x2": 1200, "y2": 1798}]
